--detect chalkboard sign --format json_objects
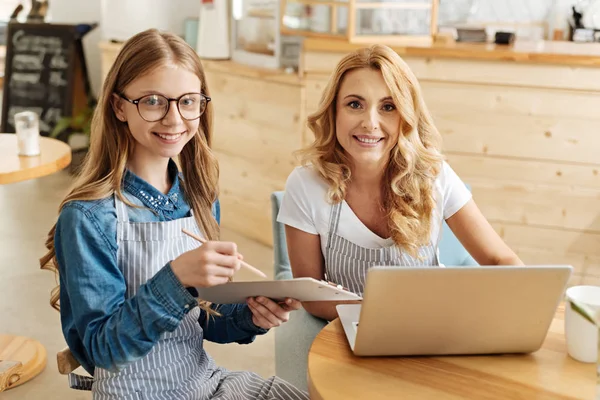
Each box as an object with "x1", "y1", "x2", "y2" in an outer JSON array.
[{"x1": 1, "y1": 22, "x2": 95, "y2": 136}]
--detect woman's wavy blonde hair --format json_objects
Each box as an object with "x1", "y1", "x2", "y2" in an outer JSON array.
[
  {"x1": 40, "y1": 29, "x2": 219, "y2": 314},
  {"x1": 299, "y1": 44, "x2": 444, "y2": 257}
]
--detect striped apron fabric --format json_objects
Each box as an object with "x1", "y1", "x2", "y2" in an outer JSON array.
[
  {"x1": 80, "y1": 194, "x2": 308, "y2": 400},
  {"x1": 325, "y1": 202, "x2": 440, "y2": 296}
]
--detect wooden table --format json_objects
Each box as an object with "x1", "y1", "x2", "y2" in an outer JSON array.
[
  {"x1": 0, "y1": 133, "x2": 72, "y2": 185},
  {"x1": 308, "y1": 304, "x2": 596, "y2": 399}
]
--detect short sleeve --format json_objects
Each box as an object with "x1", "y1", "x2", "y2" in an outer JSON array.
[
  {"x1": 441, "y1": 161, "x2": 472, "y2": 219},
  {"x1": 277, "y1": 167, "x2": 319, "y2": 235}
]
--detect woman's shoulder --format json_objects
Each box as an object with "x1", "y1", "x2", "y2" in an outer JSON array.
[
  {"x1": 434, "y1": 160, "x2": 456, "y2": 187},
  {"x1": 286, "y1": 165, "x2": 329, "y2": 193},
  {"x1": 435, "y1": 160, "x2": 466, "y2": 187},
  {"x1": 280, "y1": 165, "x2": 333, "y2": 215}
]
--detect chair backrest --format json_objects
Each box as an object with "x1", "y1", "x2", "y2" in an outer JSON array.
[
  {"x1": 438, "y1": 184, "x2": 478, "y2": 266},
  {"x1": 57, "y1": 347, "x2": 80, "y2": 375},
  {"x1": 438, "y1": 218, "x2": 477, "y2": 266},
  {"x1": 270, "y1": 188, "x2": 477, "y2": 280},
  {"x1": 271, "y1": 192, "x2": 292, "y2": 280}
]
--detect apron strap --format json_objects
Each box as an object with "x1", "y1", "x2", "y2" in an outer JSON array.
[
  {"x1": 326, "y1": 201, "x2": 343, "y2": 249},
  {"x1": 114, "y1": 193, "x2": 129, "y2": 223},
  {"x1": 433, "y1": 209, "x2": 444, "y2": 266}
]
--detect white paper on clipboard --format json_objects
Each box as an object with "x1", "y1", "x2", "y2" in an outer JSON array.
[{"x1": 195, "y1": 278, "x2": 362, "y2": 304}]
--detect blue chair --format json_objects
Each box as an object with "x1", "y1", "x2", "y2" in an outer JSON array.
[
  {"x1": 271, "y1": 192, "x2": 326, "y2": 391},
  {"x1": 270, "y1": 190, "x2": 477, "y2": 390}
]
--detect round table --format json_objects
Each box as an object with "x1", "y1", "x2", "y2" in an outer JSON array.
[
  {"x1": 0, "y1": 133, "x2": 72, "y2": 184},
  {"x1": 307, "y1": 304, "x2": 595, "y2": 399}
]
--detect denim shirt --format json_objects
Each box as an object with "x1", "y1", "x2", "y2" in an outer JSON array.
[{"x1": 54, "y1": 161, "x2": 267, "y2": 375}]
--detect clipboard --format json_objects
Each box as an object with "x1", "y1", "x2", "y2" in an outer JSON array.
[{"x1": 195, "y1": 278, "x2": 362, "y2": 304}]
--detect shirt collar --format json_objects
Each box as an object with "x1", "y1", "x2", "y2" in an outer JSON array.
[{"x1": 123, "y1": 160, "x2": 182, "y2": 212}]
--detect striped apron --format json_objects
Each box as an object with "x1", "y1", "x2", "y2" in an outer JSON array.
[
  {"x1": 87, "y1": 195, "x2": 308, "y2": 400},
  {"x1": 325, "y1": 202, "x2": 440, "y2": 296}
]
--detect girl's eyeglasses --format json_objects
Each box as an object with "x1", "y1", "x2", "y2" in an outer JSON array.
[{"x1": 118, "y1": 92, "x2": 211, "y2": 122}]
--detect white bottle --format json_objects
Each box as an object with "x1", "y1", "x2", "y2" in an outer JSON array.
[{"x1": 197, "y1": 0, "x2": 230, "y2": 59}]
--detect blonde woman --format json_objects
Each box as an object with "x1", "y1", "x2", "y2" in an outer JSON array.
[
  {"x1": 278, "y1": 45, "x2": 522, "y2": 322},
  {"x1": 40, "y1": 29, "x2": 307, "y2": 399}
]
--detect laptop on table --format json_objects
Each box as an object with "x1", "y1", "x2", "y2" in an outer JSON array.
[{"x1": 336, "y1": 265, "x2": 572, "y2": 357}]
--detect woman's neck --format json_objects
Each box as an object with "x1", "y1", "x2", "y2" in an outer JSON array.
[
  {"x1": 127, "y1": 156, "x2": 172, "y2": 194},
  {"x1": 349, "y1": 160, "x2": 386, "y2": 192}
]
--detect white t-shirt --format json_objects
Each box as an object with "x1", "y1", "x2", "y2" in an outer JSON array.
[{"x1": 277, "y1": 161, "x2": 472, "y2": 256}]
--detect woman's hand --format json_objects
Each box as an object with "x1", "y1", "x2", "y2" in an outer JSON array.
[
  {"x1": 171, "y1": 241, "x2": 241, "y2": 288},
  {"x1": 246, "y1": 297, "x2": 302, "y2": 329}
]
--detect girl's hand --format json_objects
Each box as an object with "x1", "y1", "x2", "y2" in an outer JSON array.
[
  {"x1": 171, "y1": 241, "x2": 241, "y2": 288},
  {"x1": 246, "y1": 297, "x2": 302, "y2": 329}
]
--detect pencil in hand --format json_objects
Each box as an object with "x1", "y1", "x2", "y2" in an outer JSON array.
[{"x1": 181, "y1": 228, "x2": 267, "y2": 279}]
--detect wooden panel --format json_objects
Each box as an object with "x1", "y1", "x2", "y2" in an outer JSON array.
[
  {"x1": 99, "y1": 42, "x2": 122, "y2": 87},
  {"x1": 488, "y1": 223, "x2": 600, "y2": 286},
  {"x1": 203, "y1": 60, "x2": 304, "y2": 87},
  {"x1": 305, "y1": 77, "x2": 328, "y2": 116},
  {"x1": 216, "y1": 151, "x2": 287, "y2": 246},
  {"x1": 493, "y1": 225, "x2": 600, "y2": 285},
  {"x1": 206, "y1": 70, "x2": 303, "y2": 133},
  {"x1": 212, "y1": 116, "x2": 299, "y2": 182},
  {"x1": 468, "y1": 179, "x2": 600, "y2": 232},
  {"x1": 446, "y1": 154, "x2": 600, "y2": 189},
  {"x1": 207, "y1": 73, "x2": 302, "y2": 159},
  {"x1": 508, "y1": 247, "x2": 600, "y2": 287},
  {"x1": 491, "y1": 223, "x2": 600, "y2": 260},
  {"x1": 302, "y1": 51, "x2": 345, "y2": 75},
  {"x1": 303, "y1": 77, "x2": 329, "y2": 147},
  {"x1": 421, "y1": 81, "x2": 600, "y2": 121},
  {"x1": 302, "y1": 76, "x2": 353, "y2": 147},
  {"x1": 436, "y1": 112, "x2": 600, "y2": 165},
  {"x1": 303, "y1": 51, "x2": 600, "y2": 91},
  {"x1": 219, "y1": 195, "x2": 274, "y2": 247},
  {"x1": 205, "y1": 68, "x2": 304, "y2": 244},
  {"x1": 408, "y1": 57, "x2": 600, "y2": 91}
]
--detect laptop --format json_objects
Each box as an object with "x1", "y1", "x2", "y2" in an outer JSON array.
[{"x1": 336, "y1": 265, "x2": 572, "y2": 357}]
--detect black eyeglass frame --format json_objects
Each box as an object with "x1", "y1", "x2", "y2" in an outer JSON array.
[{"x1": 117, "y1": 92, "x2": 211, "y2": 122}]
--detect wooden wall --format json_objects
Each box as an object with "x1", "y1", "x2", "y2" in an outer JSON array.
[
  {"x1": 303, "y1": 51, "x2": 600, "y2": 287},
  {"x1": 204, "y1": 61, "x2": 305, "y2": 247}
]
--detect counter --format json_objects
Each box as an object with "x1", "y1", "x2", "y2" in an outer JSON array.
[{"x1": 302, "y1": 38, "x2": 600, "y2": 67}]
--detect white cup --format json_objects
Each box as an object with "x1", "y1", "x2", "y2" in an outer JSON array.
[
  {"x1": 14, "y1": 111, "x2": 40, "y2": 156},
  {"x1": 565, "y1": 285, "x2": 600, "y2": 363}
]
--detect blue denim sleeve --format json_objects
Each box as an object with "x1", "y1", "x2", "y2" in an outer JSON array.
[
  {"x1": 212, "y1": 198, "x2": 221, "y2": 225},
  {"x1": 55, "y1": 203, "x2": 198, "y2": 373},
  {"x1": 199, "y1": 303, "x2": 268, "y2": 344}
]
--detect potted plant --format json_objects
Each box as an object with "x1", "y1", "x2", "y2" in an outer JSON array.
[{"x1": 50, "y1": 101, "x2": 95, "y2": 175}]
